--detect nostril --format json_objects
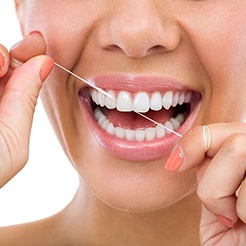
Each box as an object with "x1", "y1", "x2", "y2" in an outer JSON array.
[
  {"x1": 105, "y1": 44, "x2": 125, "y2": 54},
  {"x1": 147, "y1": 45, "x2": 168, "y2": 55}
]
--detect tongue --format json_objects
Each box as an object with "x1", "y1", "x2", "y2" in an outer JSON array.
[{"x1": 106, "y1": 108, "x2": 174, "y2": 130}]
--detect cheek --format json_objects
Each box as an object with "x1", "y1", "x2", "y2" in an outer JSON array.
[
  {"x1": 24, "y1": 1, "x2": 98, "y2": 68},
  {"x1": 208, "y1": 24, "x2": 246, "y2": 122},
  {"x1": 186, "y1": 7, "x2": 246, "y2": 123}
]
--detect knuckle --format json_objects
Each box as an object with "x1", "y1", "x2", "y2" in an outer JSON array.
[
  {"x1": 236, "y1": 188, "x2": 246, "y2": 224},
  {"x1": 224, "y1": 133, "x2": 246, "y2": 158},
  {"x1": 237, "y1": 207, "x2": 246, "y2": 225},
  {"x1": 237, "y1": 197, "x2": 246, "y2": 225},
  {"x1": 181, "y1": 125, "x2": 203, "y2": 149},
  {"x1": 197, "y1": 183, "x2": 216, "y2": 207}
]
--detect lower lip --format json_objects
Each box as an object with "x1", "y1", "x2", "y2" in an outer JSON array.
[{"x1": 79, "y1": 94, "x2": 200, "y2": 162}]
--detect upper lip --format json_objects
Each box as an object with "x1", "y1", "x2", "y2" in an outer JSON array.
[{"x1": 85, "y1": 73, "x2": 194, "y2": 92}]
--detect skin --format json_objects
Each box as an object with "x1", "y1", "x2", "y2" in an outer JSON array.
[{"x1": 0, "y1": 0, "x2": 246, "y2": 245}]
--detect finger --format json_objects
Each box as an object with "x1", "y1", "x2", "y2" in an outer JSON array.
[
  {"x1": 0, "y1": 55, "x2": 54, "y2": 187},
  {"x1": 197, "y1": 133, "x2": 246, "y2": 227},
  {"x1": 199, "y1": 205, "x2": 230, "y2": 245},
  {"x1": 9, "y1": 31, "x2": 47, "y2": 69},
  {"x1": 165, "y1": 122, "x2": 246, "y2": 172},
  {"x1": 236, "y1": 179, "x2": 246, "y2": 224},
  {"x1": 0, "y1": 44, "x2": 10, "y2": 77},
  {"x1": 1, "y1": 55, "x2": 54, "y2": 135}
]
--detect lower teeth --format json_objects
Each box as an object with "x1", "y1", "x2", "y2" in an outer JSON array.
[{"x1": 93, "y1": 107, "x2": 185, "y2": 142}]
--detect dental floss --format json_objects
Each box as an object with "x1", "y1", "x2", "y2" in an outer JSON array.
[
  {"x1": 134, "y1": 112, "x2": 182, "y2": 138},
  {"x1": 10, "y1": 58, "x2": 182, "y2": 138},
  {"x1": 54, "y1": 62, "x2": 115, "y2": 100}
]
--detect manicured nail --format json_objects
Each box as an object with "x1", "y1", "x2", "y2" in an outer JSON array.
[
  {"x1": 216, "y1": 215, "x2": 235, "y2": 228},
  {"x1": 165, "y1": 147, "x2": 183, "y2": 172},
  {"x1": 40, "y1": 57, "x2": 54, "y2": 82},
  {"x1": 0, "y1": 53, "x2": 4, "y2": 70}
]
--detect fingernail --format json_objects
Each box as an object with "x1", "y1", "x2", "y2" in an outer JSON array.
[
  {"x1": 165, "y1": 147, "x2": 183, "y2": 172},
  {"x1": 216, "y1": 215, "x2": 235, "y2": 228},
  {"x1": 0, "y1": 53, "x2": 4, "y2": 70},
  {"x1": 40, "y1": 57, "x2": 54, "y2": 82}
]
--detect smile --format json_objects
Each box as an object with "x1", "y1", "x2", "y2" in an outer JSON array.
[
  {"x1": 79, "y1": 75, "x2": 201, "y2": 161},
  {"x1": 90, "y1": 89, "x2": 191, "y2": 141}
]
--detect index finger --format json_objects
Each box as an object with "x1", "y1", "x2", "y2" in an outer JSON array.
[
  {"x1": 165, "y1": 122, "x2": 246, "y2": 172},
  {"x1": 9, "y1": 31, "x2": 47, "y2": 69}
]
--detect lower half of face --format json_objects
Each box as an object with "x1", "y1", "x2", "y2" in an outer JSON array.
[
  {"x1": 32, "y1": 0, "x2": 246, "y2": 211},
  {"x1": 41, "y1": 79, "x2": 198, "y2": 211}
]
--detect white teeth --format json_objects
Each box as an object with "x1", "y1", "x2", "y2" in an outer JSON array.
[
  {"x1": 98, "y1": 114, "x2": 106, "y2": 125},
  {"x1": 185, "y1": 92, "x2": 192, "y2": 103},
  {"x1": 90, "y1": 89, "x2": 192, "y2": 113},
  {"x1": 135, "y1": 129, "x2": 146, "y2": 141},
  {"x1": 116, "y1": 91, "x2": 132, "y2": 112},
  {"x1": 101, "y1": 119, "x2": 110, "y2": 130},
  {"x1": 90, "y1": 88, "x2": 192, "y2": 141},
  {"x1": 91, "y1": 89, "x2": 99, "y2": 105},
  {"x1": 105, "y1": 90, "x2": 116, "y2": 109},
  {"x1": 115, "y1": 127, "x2": 125, "y2": 139},
  {"x1": 133, "y1": 92, "x2": 150, "y2": 113},
  {"x1": 172, "y1": 92, "x2": 179, "y2": 107},
  {"x1": 163, "y1": 91, "x2": 173, "y2": 110},
  {"x1": 125, "y1": 129, "x2": 135, "y2": 141},
  {"x1": 170, "y1": 117, "x2": 180, "y2": 130},
  {"x1": 98, "y1": 92, "x2": 106, "y2": 107},
  {"x1": 93, "y1": 107, "x2": 186, "y2": 142},
  {"x1": 145, "y1": 127, "x2": 156, "y2": 141},
  {"x1": 150, "y1": 92, "x2": 162, "y2": 111},
  {"x1": 106, "y1": 123, "x2": 115, "y2": 135},
  {"x1": 156, "y1": 125, "x2": 165, "y2": 139},
  {"x1": 94, "y1": 108, "x2": 102, "y2": 121},
  {"x1": 164, "y1": 121, "x2": 174, "y2": 133}
]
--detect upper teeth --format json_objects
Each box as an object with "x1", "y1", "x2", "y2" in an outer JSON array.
[{"x1": 90, "y1": 89, "x2": 192, "y2": 112}]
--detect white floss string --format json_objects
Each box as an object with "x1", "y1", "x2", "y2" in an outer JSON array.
[
  {"x1": 54, "y1": 62, "x2": 115, "y2": 100},
  {"x1": 11, "y1": 58, "x2": 182, "y2": 138},
  {"x1": 54, "y1": 63, "x2": 182, "y2": 138},
  {"x1": 202, "y1": 125, "x2": 211, "y2": 152}
]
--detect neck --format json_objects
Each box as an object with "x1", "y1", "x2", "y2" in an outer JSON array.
[{"x1": 60, "y1": 182, "x2": 201, "y2": 246}]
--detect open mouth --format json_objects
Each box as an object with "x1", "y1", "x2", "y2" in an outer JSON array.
[
  {"x1": 78, "y1": 74, "x2": 201, "y2": 161},
  {"x1": 90, "y1": 89, "x2": 196, "y2": 142}
]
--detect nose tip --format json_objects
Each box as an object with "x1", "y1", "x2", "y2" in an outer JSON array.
[
  {"x1": 98, "y1": 4, "x2": 181, "y2": 58},
  {"x1": 111, "y1": 23, "x2": 181, "y2": 58}
]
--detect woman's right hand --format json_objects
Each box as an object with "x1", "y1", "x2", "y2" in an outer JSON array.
[{"x1": 0, "y1": 32, "x2": 54, "y2": 188}]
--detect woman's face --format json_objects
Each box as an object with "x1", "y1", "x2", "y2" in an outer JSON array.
[{"x1": 18, "y1": 0, "x2": 246, "y2": 211}]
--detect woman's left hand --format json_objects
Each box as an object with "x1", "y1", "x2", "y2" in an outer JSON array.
[{"x1": 165, "y1": 122, "x2": 246, "y2": 245}]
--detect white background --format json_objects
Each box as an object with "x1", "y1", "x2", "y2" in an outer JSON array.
[{"x1": 0, "y1": 1, "x2": 78, "y2": 226}]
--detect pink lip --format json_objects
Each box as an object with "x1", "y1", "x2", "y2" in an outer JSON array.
[
  {"x1": 89, "y1": 74, "x2": 189, "y2": 92},
  {"x1": 79, "y1": 74, "x2": 201, "y2": 162}
]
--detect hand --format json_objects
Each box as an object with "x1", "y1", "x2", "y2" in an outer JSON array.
[
  {"x1": 0, "y1": 32, "x2": 54, "y2": 188},
  {"x1": 165, "y1": 122, "x2": 246, "y2": 245}
]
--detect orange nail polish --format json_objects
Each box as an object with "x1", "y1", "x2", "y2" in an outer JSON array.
[
  {"x1": 40, "y1": 57, "x2": 54, "y2": 82},
  {"x1": 216, "y1": 215, "x2": 234, "y2": 228},
  {"x1": 165, "y1": 147, "x2": 183, "y2": 172},
  {"x1": 0, "y1": 53, "x2": 5, "y2": 70}
]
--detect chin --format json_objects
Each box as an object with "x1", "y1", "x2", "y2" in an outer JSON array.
[{"x1": 78, "y1": 151, "x2": 198, "y2": 212}]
